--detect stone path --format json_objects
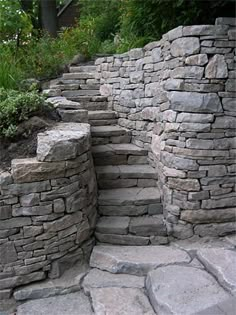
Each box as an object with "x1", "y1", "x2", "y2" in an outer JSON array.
[{"x1": 0, "y1": 237, "x2": 233, "y2": 315}]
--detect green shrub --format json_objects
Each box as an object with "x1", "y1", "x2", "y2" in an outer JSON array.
[{"x1": 0, "y1": 88, "x2": 47, "y2": 138}]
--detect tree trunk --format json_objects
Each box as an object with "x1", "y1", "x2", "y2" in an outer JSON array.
[{"x1": 40, "y1": 0, "x2": 58, "y2": 37}]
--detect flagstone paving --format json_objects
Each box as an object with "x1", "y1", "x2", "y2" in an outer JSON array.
[{"x1": 1, "y1": 236, "x2": 235, "y2": 315}]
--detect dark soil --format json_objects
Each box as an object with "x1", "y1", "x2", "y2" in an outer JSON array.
[{"x1": 0, "y1": 113, "x2": 60, "y2": 172}]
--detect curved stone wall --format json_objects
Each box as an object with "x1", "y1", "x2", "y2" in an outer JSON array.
[
  {"x1": 97, "y1": 17, "x2": 236, "y2": 239},
  {"x1": 0, "y1": 123, "x2": 97, "y2": 297}
]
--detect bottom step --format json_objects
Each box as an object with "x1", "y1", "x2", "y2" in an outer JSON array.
[{"x1": 95, "y1": 215, "x2": 167, "y2": 245}]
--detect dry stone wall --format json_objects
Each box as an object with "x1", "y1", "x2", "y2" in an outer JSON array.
[
  {"x1": 0, "y1": 123, "x2": 97, "y2": 298},
  {"x1": 96, "y1": 17, "x2": 236, "y2": 239}
]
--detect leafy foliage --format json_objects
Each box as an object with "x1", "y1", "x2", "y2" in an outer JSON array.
[
  {"x1": 0, "y1": 88, "x2": 47, "y2": 138},
  {"x1": 0, "y1": 0, "x2": 33, "y2": 42}
]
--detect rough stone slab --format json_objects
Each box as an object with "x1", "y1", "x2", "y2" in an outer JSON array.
[
  {"x1": 171, "y1": 37, "x2": 200, "y2": 57},
  {"x1": 90, "y1": 287, "x2": 155, "y2": 315},
  {"x1": 195, "y1": 297, "x2": 236, "y2": 315},
  {"x1": 13, "y1": 263, "x2": 88, "y2": 301},
  {"x1": 197, "y1": 248, "x2": 236, "y2": 295},
  {"x1": 16, "y1": 292, "x2": 93, "y2": 315},
  {"x1": 92, "y1": 143, "x2": 147, "y2": 156},
  {"x1": 146, "y1": 265, "x2": 230, "y2": 315},
  {"x1": 181, "y1": 208, "x2": 236, "y2": 224},
  {"x1": 129, "y1": 215, "x2": 167, "y2": 236},
  {"x1": 90, "y1": 245, "x2": 190, "y2": 275},
  {"x1": 88, "y1": 110, "x2": 116, "y2": 120},
  {"x1": 91, "y1": 125, "x2": 128, "y2": 137},
  {"x1": 96, "y1": 165, "x2": 157, "y2": 179},
  {"x1": 168, "y1": 91, "x2": 222, "y2": 113},
  {"x1": 82, "y1": 268, "x2": 144, "y2": 294},
  {"x1": 37, "y1": 123, "x2": 90, "y2": 161},
  {"x1": 96, "y1": 216, "x2": 130, "y2": 235},
  {"x1": 98, "y1": 187, "x2": 161, "y2": 206},
  {"x1": 99, "y1": 204, "x2": 148, "y2": 216},
  {"x1": 171, "y1": 235, "x2": 234, "y2": 253},
  {"x1": 95, "y1": 232, "x2": 149, "y2": 245}
]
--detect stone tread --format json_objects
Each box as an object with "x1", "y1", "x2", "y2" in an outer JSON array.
[
  {"x1": 69, "y1": 65, "x2": 97, "y2": 72},
  {"x1": 96, "y1": 164, "x2": 157, "y2": 179},
  {"x1": 96, "y1": 216, "x2": 130, "y2": 235},
  {"x1": 88, "y1": 110, "x2": 117, "y2": 120},
  {"x1": 92, "y1": 143, "x2": 148, "y2": 156},
  {"x1": 90, "y1": 245, "x2": 191, "y2": 275},
  {"x1": 98, "y1": 187, "x2": 161, "y2": 206},
  {"x1": 91, "y1": 125, "x2": 131, "y2": 137}
]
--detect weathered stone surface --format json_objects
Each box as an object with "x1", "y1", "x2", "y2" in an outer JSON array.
[
  {"x1": 205, "y1": 54, "x2": 228, "y2": 79},
  {"x1": 20, "y1": 193, "x2": 40, "y2": 207},
  {"x1": 43, "y1": 212, "x2": 83, "y2": 232},
  {"x1": 91, "y1": 287, "x2": 155, "y2": 315},
  {"x1": 82, "y1": 268, "x2": 144, "y2": 294},
  {"x1": 13, "y1": 204, "x2": 52, "y2": 217},
  {"x1": 186, "y1": 139, "x2": 214, "y2": 150},
  {"x1": 96, "y1": 216, "x2": 130, "y2": 235},
  {"x1": 160, "y1": 151, "x2": 198, "y2": 171},
  {"x1": 213, "y1": 116, "x2": 236, "y2": 129},
  {"x1": 168, "y1": 91, "x2": 222, "y2": 113},
  {"x1": 57, "y1": 109, "x2": 88, "y2": 123},
  {"x1": 185, "y1": 54, "x2": 208, "y2": 66},
  {"x1": 222, "y1": 98, "x2": 236, "y2": 112},
  {"x1": 171, "y1": 37, "x2": 200, "y2": 57},
  {"x1": 95, "y1": 232, "x2": 149, "y2": 245},
  {"x1": 2, "y1": 181, "x2": 51, "y2": 196},
  {"x1": 99, "y1": 187, "x2": 161, "y2": 206},
  {"x1": 0, "y1": 205, "x2": 12, "y2": 219},
  {"x1": 183, "y1": 24, "x2": 228, "y2": 35},
  {"x1": 146, "y1": 265, "x2": 230, "y2": 315},
  {"x1": 181, "y1": 208, "x2": 236, "y2": 223},
  {"x1": 194, "y1": 222, "x2": 236, "y2": 237},
  {"x1": 14, "y1": 263, "x2": 87, "y2": 301},
  {"x1": 197, "y1": 248, "x2": 236, "y2": 294},
  {"x1": 0, "y1": 272, "x2": 45, "y2": 290},
  {"x1": 171, "y1": 66, "x2": 204, "y2": 80},
  {"x1": 37, "y1": 123, "x2": 90, "y2": 161},
  {"x1": 202, "y1": 197, "x2": 236, "y2": 209},
  {"x1": 168, "y1": 178, "x2": 200, "y2": 191},
  {"x1": 90, "y1": 245, "x2": 190, "y2": 275},
  {"x1": 129, "y1": 216, "x2": 167, "y2": 236},
  {"x1": 0, "y1": 217, "x2": 31, "y2": 229},
  {"x1": 0, "y1": 242, "x2": 17, "y2": 264},
  {"x1": 176, "y1": 113, "x2": 214, "y2": 123},
  {"x1": 16, "y1": 292, "x2": 93, "y2": 315}
]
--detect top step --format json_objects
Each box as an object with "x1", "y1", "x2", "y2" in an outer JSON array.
[{"x1": 70, "y1": 65, "x2": 97, "y2": 73}]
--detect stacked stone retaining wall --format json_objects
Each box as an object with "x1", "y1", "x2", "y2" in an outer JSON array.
[
  {"x1": 96, "y1": 17, "x2": 236, "y2": 239},
  {"x1": 0, "y1": 123, "x2": 97, "y2": 298}
]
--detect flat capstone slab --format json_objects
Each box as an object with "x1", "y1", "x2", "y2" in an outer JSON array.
[
  {"x1": 37, "y1": 123, "x2": 90, "y2": 162},
  {"x1": 14, "y1": 263, "x2": 88, "y2": 301},
  {"x1": 98, "y1": 187, "x2": 161, "y2": 206},
  {"x1": 90, "y1": 245, "x2": 190, "y2": 276},
  {"x1": 90, "y1": 287, "x2": 155, "y2": 315},
  {"x1": 146, "y1": 265, "x2": 230, "y2": 315},
  {"x1": 197, "y1": 248, "x2": 236, "y2": 295},
  {"x1": 16, "y1": 292, "x2": 93, "y2": 315},
  {"x1": 82, "y1": 268, "x2": 144, "y2": 294}
]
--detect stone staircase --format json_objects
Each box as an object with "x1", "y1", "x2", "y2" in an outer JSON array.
[{"x1": 48, "y1": 60, "x2": 167, "y2": 246}]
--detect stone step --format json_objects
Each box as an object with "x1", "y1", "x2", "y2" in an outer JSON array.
[
  {"x1": 83, "y1": 102, "x2": 108, "y2": 111},
  {"x1": 65, "y1": 95, "x2": 107, "y2": 102},
  {"x1": 89, "y1": 119, "x2": 117, "y2": 126},
  {"x1": 92, "y1": 134, "x2": 131, "y2": 147},
  {"x1": 62, "y1": 90, "x2": 100, "y2": 98},
  {"x1": 16, "y1": 292, "x2": 93, "y2": 315},
  {"x1": 13, "y1": 262, "x2": 88, "y2": 301},
  {"x1": 89, "y1": 245, "x2": 191, "y2": 276},
  {"x1": 98, "y1": 186, "x2": 161, "y2": 205},
  {"x1": 91, "y1": 125, "x2": 130, "y2": 138},
  {"x1": 96, "y1": 165, "x2": 157, "y2": 188},
  {"x1": 63, "y1": 72, "x2": 95, "y2": 80},
  {"x1": 92, "y1": 144, "x2": 148, "y2": 165},
  {"x1": 69, "y1": 65, "x2": 97, "y2": 73},
  {"x1": 92, "y1": 143, "x2": 148, "y2": 165},
  {"x1": 95, "y1": 215, "x2": 167, "y2": 245},
  {"x1": 88, "y1": 110, "x2": 117, "y2": 120}
]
